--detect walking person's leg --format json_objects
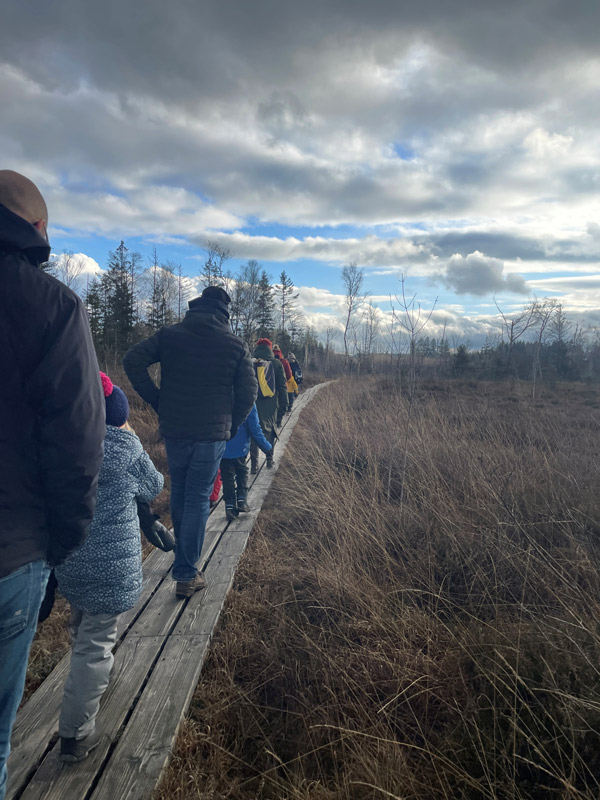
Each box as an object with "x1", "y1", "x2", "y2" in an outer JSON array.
[
  {"x1": 59, "y1": 609, "x2": 119, "y2": 762},
  {"x1": 250, "y1": 439, "x2": 259, "y2": 474},
  {"x1": 235, "y1": 457, "x2": 250, "y2": 511},
  {"x1": 220, "y1": 458, "x2": 238, "y2": 521},
  {"x1": 0, "y1": 560, "x2": 49, "y2": 800},
  {"x1": 287, "y1": 391, "x2": 294, "y2": 412},
  {"x1": 170, "y1": 440, "x2": 226, "y2": 595},
  {"x1": 164, "y1": 438, "x2": 192, "y2": 540},
  {"x1": 266, "y1": 429, "x2": 275, "y2": 468}
]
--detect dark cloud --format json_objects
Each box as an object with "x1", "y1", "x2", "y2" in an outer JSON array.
[{"x1": 439, "y1": 251, "x2": 528, "y2": 296}]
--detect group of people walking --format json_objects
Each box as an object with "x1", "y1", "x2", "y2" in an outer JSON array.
[{"x1": 0, "y1": 170, "x2": 301, "y2": 796}]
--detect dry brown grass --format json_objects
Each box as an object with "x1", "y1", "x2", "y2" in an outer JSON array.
[{"x1": 155, "y1": 377, "x2": 600, "y2": 800}]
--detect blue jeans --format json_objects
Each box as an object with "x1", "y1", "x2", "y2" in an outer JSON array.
[
  {"x1": 165, "y1": 438, "x2": 226, "y2": 582},
  {"x1": 0, "y1": 560, "x2": 49, "y2": 800}
]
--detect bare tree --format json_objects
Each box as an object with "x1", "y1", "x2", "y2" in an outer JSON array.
[
  {"x1": 51, "y1": 251, "x2": 86, "y2": 293},
  {"x1": 199, "y1": 239, "x2": 232, "y2": 287},
  {"x1": 341, "y1": 263, "x2": 365, "y2": 370},
  {"x1": 391, "y1": 275, "x2": 437, "y2": 397},
  {"x1": 530, "y1": 297, "x2": 557, "y2": 398},
  {"x1": 494, "y1": 296, "x2": 537, "y2": 377}
]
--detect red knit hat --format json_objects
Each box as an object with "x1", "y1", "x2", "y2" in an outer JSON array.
[{"x1": 256, "y1": 338, "x2": 272, "y2": 348}]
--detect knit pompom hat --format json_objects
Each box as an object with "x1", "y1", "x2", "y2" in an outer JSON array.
[
  {"x1": 100, "y1": 372, "x2": 129, "y2": 427},
  {"x1": 256, "y1": 337, "x2": 272, "y2": 349}
]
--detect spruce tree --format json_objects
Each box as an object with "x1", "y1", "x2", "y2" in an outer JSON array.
[{"x1": 256, "y1": 270, "x2": 275, "y2": 340}]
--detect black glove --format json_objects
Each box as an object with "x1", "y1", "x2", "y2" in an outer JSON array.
[
  {"x1": 137, "y1": 499, "x2": 175, "y2": 552},
  {"x1": 38, "y1": 570, "x2": 58, "y2": 623}
]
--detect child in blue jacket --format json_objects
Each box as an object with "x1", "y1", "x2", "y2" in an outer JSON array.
[{"x1": 221, "y1": 404, "x2": 272, "y2": 521}]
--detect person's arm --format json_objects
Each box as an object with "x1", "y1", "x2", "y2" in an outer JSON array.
[
  {"x1": 130, "y1": 447, "x2": 165, "y2": 503},
  {"x1": 27, "y1": 295, "x2": 105, "y2": 566},
  {"x1": 123, "y1": 333, "x2": 161, "y2": 410},
  {"x1": 247, "y1": 406, "x2": 272, "y2": 453},
  {"x1": 231, "y1": 343, "x2": 258, "y2": 436}
]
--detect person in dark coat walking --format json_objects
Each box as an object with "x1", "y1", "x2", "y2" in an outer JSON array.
[
  {"x1": 0, "y1": 171, "x2": 105, "y2": 798},
  {"x1": 250, "y1": 338, "x2": 287, "y2": 474},
  {"x1": 123, "y1": 286, "x2": 257, "y2": 599}
]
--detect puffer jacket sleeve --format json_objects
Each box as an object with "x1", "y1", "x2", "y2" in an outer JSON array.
[
  {"x1": 26, "y1": 292, "x2": 105, "y2": 567},
  {"x1": 123, "y1": 333, "x2": 161, "y2": 411},
  {"x1": 128, "y1": 446, "x2": 164, "y2": 503},
  {"x1": 231, "y1": 342, "x2": 258, "y2": 436},
  {"x1": 247, "y1": 405, "x2": 273, "y2": 454}
]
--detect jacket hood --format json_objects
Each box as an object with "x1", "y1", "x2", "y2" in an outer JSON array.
[
  {"x1": 100, "y1": 426, "x2": 143, "y2": 480},
  {"x1": 254, "y1": 343, "x2": 274, "y2": 360},
  {"x1": 182, "y1": 304, "x2": 231, "y2": 332},
  {"x1": 0, "y1": 203, "x2": 50, "y2": 267}
]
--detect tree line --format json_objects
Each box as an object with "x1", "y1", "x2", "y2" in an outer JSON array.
[{"x1": 47, "y1": 240, "x2": 325, "y2": 369}]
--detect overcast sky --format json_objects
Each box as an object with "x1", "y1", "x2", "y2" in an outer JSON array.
[{"x1": 3, "y1": 0, "x2": 600, "y2": 344}]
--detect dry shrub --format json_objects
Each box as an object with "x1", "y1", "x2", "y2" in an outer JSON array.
[{"x1": 157, "y1": 377, "x2": 600, "y2": 800}]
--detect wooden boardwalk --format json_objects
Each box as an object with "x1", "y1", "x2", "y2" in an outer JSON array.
[{"x1": 7, "y1": 384, "x2": 325, "y2": 800}]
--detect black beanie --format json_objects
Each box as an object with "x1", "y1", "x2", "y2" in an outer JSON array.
[{"x1": 188, "y1": 285, "x2": 231, "y2": 319}]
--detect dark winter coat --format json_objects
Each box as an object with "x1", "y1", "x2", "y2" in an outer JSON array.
[
  {"x1": 0, "y1": 203, "x2": 105, "y2": 578},
  {"x1": 223, "y1": 405, "x2": 273, "y2": 459},
  {"x1": 56, "y1": 426, "x2": 164, "y2": 615},
  {"x1": 253, "y1": 343, "x2": 288, "y2": 433},
  {"x1": 289, "y1": 358, "x2": 303, "y2": 384},
  {"x1": 123, "y1": 302, "x2": 257, "y2": 441}
]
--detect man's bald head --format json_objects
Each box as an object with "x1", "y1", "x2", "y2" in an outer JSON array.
[{"x1": 0, "y1": 170, "x2": 48, "y2": 226}]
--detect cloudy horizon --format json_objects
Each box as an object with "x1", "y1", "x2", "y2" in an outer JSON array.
[{"x1": 3, "y1": 0, "x2": 600, "y2": 345}]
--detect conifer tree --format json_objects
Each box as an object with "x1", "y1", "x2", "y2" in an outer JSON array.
[
  {"x1": 274, "y1": 270, "x2": 298, "y2": 342},
  {"x1": 256, "y1": 270, "x2": 275, "y2": 339}
]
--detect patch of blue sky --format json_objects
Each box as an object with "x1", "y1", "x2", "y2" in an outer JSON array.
[{"x1": 392, "y1": 142, "x2": 415, "y2": 160}]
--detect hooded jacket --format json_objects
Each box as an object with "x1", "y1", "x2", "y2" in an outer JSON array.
[
  {"x1": 56, "y1": 426, "x2": 164, "y2": 614},
  {"x1": 253, "y1": 342, "x2": 288, "y2": 432},
  {"x1": 123, "y1": 298, "x2": 257, "y2": 441},
  {"x1": 0, "y1": 203, "x2": 105, "y2": 577}
]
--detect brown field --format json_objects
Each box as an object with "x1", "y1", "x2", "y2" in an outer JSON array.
[
  {"x1": 154, "y1": 378, "x2": 600, "y2": 800},
  {"x1": 27, "y1": 376, "x2": 600, "y2": 799}
]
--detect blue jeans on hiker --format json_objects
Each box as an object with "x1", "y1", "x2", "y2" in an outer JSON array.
[
  {"x1": 0, "y1": 559, "x2": 50, "y2": 800},
  {"x1": 165, "y1": 438, "x2": 226, "y2": 583}
]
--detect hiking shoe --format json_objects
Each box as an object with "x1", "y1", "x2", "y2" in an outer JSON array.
[
  {"x1": 237, "y1": 500, "x2": 250, "y2": 512},
  {"x1": 266, "y1": 456, "x2": 274, "y2": 469},
  {"x1": 175, "y1": 572, "x2": 206, "y2": 599},
  {"x1": 225, "y1": 506, "x2": 239, "y2": 522},
  {"x1": 60, "y1": 729, "x2": 102, "y2": 763},
  {"x1": 250, "y1": 463, "x2": 258, "y2": 475}
]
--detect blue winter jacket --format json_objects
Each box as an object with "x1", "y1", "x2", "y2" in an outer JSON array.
[
  {"x1": 56, "y1": 426, "x2": 164, "y2": 615},
  {"x1": 223, "y1": 405, "x2": 272, "y2": 459}
]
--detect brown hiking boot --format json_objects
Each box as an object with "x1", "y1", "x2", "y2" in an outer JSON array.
[{"x1": 175, "y1": 572, "x2": 206, "y2": 599}]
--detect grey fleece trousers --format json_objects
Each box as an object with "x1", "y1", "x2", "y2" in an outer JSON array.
[{"x1": 58, "y1": 607, "x2": 119, "y2": 740}]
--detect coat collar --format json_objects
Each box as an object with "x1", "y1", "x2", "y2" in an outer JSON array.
[{"x1": 0, "y1": 203, "x2": 50, "y2": 267}]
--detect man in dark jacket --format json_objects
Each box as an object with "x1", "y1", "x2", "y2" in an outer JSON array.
[
  {"x1": 123, "y1": 286, "x2": 257, "y2": 599},
  {"x1": 0, "y1": 171, "x2": 105, "y2": 799}
]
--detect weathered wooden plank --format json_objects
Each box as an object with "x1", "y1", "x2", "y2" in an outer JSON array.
[
  {"x1": 89, "y1": 634, "x2": 210, "y2": 800},
  {"x1": 17, "y1": 635, "x2": 163, "y2": 800}
]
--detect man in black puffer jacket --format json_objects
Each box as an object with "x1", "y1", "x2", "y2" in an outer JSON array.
[
  {"x1": 123, "y1": 286, "x2": 257, "y2": 599},
  {"x1": 0, "y1": 171, "x2": 105, "y2": 798}
]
